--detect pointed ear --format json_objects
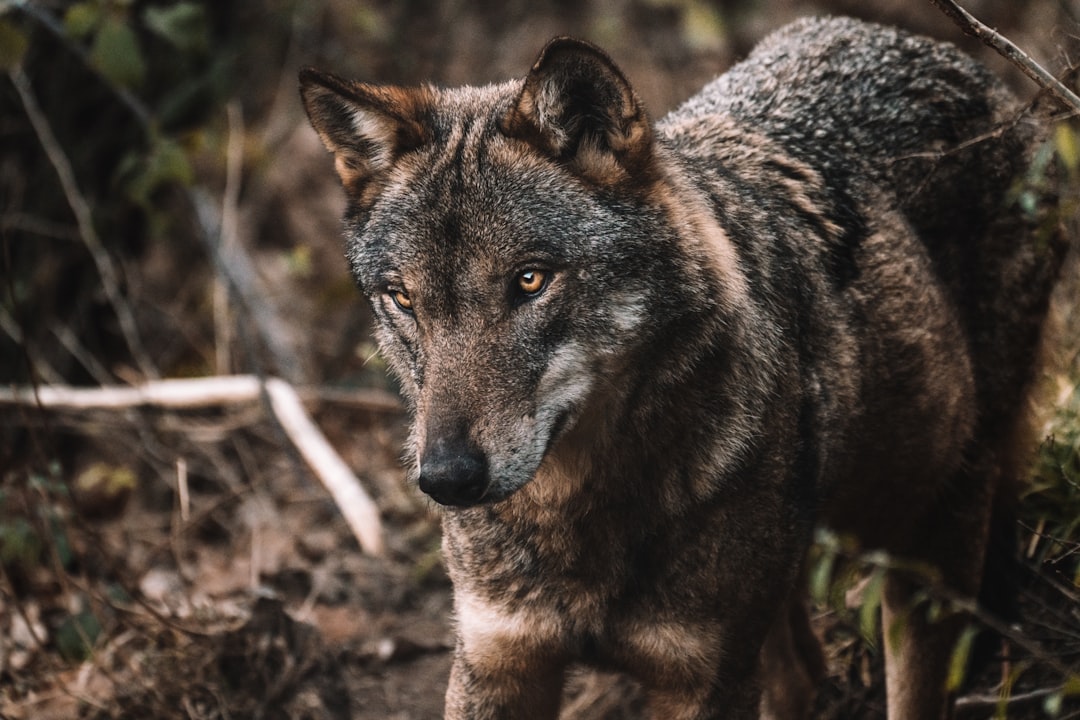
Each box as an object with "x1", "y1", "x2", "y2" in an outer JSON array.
[
  {"x1": 500, "y1": 38, "x2": 653, "y2": 181},
  {"x1": 299, "y1": 68, "x2": 431, "y2": 198}
]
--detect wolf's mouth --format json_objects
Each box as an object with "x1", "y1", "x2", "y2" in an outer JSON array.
[{"x1": 427, "y1": 408, "x2": 576, "y2": 509}]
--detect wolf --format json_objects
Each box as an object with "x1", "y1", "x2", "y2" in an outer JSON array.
[{"x1": 300, "y1": 16, "x2": 1064, "y2": 719}]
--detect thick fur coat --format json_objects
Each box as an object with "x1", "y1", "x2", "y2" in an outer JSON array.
[{"x1": 301, "y1": 17, "x2": 1065, "y2": 719}]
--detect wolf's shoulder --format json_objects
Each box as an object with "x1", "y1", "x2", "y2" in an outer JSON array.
[
  {"x1": 659, "y1": 16, "x2": 1009, "y2": 165},
  {"x1": 666, "y1": 16, "x2": 998, "y2": 124}
]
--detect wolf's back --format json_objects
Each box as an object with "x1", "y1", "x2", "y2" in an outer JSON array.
[
  {"x1": 668, "y1": 16, "x2": 1019, "y2": 228},
  {"x1": 664, "y1": 15, "x2": 1063, "y2": 435}
]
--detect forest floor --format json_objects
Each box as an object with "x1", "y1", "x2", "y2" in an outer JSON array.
[
  {"x1": 2, "y1": 388, "x2": 1079, "y2": 720},
  {"x1": 2, "y1": 1, "x2": 1079, "y2": 718}
]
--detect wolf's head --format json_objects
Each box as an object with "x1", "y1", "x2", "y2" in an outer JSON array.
[{"x1": 301, "y1": 40, "x2": 723, "y2": 507}]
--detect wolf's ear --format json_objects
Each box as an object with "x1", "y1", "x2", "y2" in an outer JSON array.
[
  {"x1": 299, "y1": 68, "x2": 430, "y2": 197},
  {"x1": 501, "y1": 38, "x2": 654, "y2": 181}
]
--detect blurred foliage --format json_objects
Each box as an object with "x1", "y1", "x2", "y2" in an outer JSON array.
[
  {"x1": 1021, "y1": 119, "x2": 1080, "y2": 585},
  {"x1": 0, "y1": 0, "x2": 282, "y2": 695},
  {"x1": 0, "y1": 466, "x2": 72, "y2": 577},
  {"x1": 0, "y1": 0, "x2": 241, "y2": 389},
  {"x1": 1026, "y1": 380, "x2": 1080, "y2": 580},
  {"x1": 55, "y1": 605, "x2": 102, "y2": 662}
]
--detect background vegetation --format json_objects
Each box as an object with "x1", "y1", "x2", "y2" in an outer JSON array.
[{"x1": 0, "y1": 0, "x2": 1077, "y2": 718}]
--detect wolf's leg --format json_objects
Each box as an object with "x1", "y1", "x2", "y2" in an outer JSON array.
[
  {"x1": 880, "y1": 470, "x2": 995, "y2": 720},
  {"x1": 643, "y1": 645, "x2": 766, "y2": 720},
  {"x1": 759, "y1": 596, "x2": 825, "y2": 720},
  {"x1": 646, "y1": 681, "x2": 761, "y2": 720},
  {"x1": 444, "y1": 643, "x2": 565, "y2": 720},
  {"x1": 881, "y1": 575, "x2": 967, "y2": 720}
]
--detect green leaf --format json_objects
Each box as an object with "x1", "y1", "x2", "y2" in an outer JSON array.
[
  {"x1": 682, "y1": 1, "x2": 725, "y2": 52},
  {"x1": 63, "y1": 1, "x2": 102, "y2": 39},
  {"x1": 0, "y1": 19, "x2": 29, "y2": 70},
  {"x1": 1055, "y1": 124, "x2": 1079, "y2": 175},
  {"x1": 885, "y1": 598, "x2": 907, "y2": 653},
  {"x1": 123, "y1": 136, "x2": 194, "y2": 208},
  {"x1": 1044, "y1": 691, "x2": 1063, "y2": 717},
  {"x1": 285, "y1": 245, "x2": 314, "y2": 277},
  {"x1": 995, "y1": 660, "x2": 1033, "y2": 719},
  {"x1": 90, "y1": 16, "x2": 146, "y2": 88},
  {"x1": 143, "y1": 2, "x2": 208, "y2": 54},
  {"x1": 45, "y1": 510, "x2": 73, "y2": 568},
  {"x1": 809, "y1": 546, "x2": 835, "y2": 606},
  {"x1": 0, "y1": 518, "x2": 42, "y2": 570},
  {"x1": 945, "y1": 624, "x2": 978, "y2": 692},
  {"x1": 149, "y1": 137, "x2": 194, "y2": 187},
  {"x1": 858, "y1": 567, "x2": 886, "y2": 648},
  {"x1": 56, "y1": 608, "x2": 101, "y2": 662},
  {"x1": 1018, "y1": 190, "x2": 1038, "y2": 218}
]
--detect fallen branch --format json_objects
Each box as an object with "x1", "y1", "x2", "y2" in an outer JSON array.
[
  {"x1": 263, "y1": 378, "x2": 384, "y2": 556},
  {"x1": 0, "y1": 375, "x2": 400, "y2": 412},
  {"x1": 929, "y1": 0, "x2": 1080, "y2": 113},
  {"x1": 0, "y1": 376, "x2": 392, "y2": 556}
]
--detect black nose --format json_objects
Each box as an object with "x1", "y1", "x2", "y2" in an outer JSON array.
[{"x1": 418, "y1": 445, "x2": 489, "y2": 507}]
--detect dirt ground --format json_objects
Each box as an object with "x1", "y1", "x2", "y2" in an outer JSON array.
[{"x1": 2, "y1": 1, "x2": 1079, "y2": 718}]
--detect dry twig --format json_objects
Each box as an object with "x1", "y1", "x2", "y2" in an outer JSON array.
[
  {"x1": 263, "y1": 378, "x2": 385, "y2": 556},
  {"x1": 0, "y1": 376, "x2": 388, "y2": 556},
  {"x1": 929, "y1": 0, "x2": 1080, "y2": 112},
  {"x1": 956, "y1": 686, "x2": 1064, "y2": 717},
  {"x1": 214, "y1": 102, "x2": 245, "y2": 375}
]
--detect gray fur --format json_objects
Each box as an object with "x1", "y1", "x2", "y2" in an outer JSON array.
[{"x1": 301, "y1": 16, "x2": 1065, "y2": 720}]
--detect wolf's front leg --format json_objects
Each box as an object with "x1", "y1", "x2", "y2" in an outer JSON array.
[
  {"x1": 444, "y1": 641, "x2": 566, "y2": 720},
  {"x1": 645, "y1": 670, "x2": 763, "y2": 720}
]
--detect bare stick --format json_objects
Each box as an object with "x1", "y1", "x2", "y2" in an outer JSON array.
[
  {"x1": 0, "y1": 376, "x2": 402, "y2": 414},
  {"x1": 264, "y1": 379, "x2": 385, "y2": 556},
  {"x1": 176, "y1": 458, "x2": 191, "y2": 523},
  {"x1": 0, "y1": 376, "x2": 389, "y2": 555},
  {"x1": 0, "y1": 306, "x2": 64, "y2": 385},
  {"x1": 213, "y1": 102, "x2": 245, "y2": 375},
  {"x1": 956, "y1": 686, "x2": 1062, "y2": 716},
  {"x1": 0, "y1": 376, "x2": 266, "y2": 409},
  {"x1": 8, "y1": 68, "x2": 159, "y2": 379},
  {"x1": 52, "y1": 325, "x2": 114, "y2": 385},
  {"x1": 928, "y1": 0, "x2": 1080, "y2": 112}
]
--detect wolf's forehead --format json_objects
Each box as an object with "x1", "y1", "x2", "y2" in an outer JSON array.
[
  {"x1": 353, "y1": 164, "x2": 586, "y2": 283},
  {"x1": 420, "y1": 81, "x2": 516, "y2": 146},
  {"x1": 366, "y1": 187, "x2": 581, "y2": 268},
  {"x1": 348, "y1": 82, "x2": 605, "y2": 279},
  {"x1": 369, "y1": 147, "x2": 585, "y2": 253}
]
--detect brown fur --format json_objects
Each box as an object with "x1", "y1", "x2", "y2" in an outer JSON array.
[{"x1": 301, "y1": 17, "x2": 1065, "y2": 720}]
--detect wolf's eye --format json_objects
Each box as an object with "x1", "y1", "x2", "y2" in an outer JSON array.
[
  {"x1": 389, "y1": 288, "x2": 413, "y2": 313},
  {"x1": 516, "y1": 269, "x2": 549, "y2": 296}
]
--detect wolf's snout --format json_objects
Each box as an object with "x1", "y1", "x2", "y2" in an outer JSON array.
[{"x1": 418, "y1": 446, "x2": 489, "y2": 507}]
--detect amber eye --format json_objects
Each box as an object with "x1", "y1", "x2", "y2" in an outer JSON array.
[
  {"x1": 517, "y1": 269, "x2": 548, "y2": 296},
  {"x1": 390, "y1": 289, "x2": 413, "y2": 313}
]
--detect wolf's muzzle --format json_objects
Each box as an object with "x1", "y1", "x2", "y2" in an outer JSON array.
[{"x1": 418, "y1": 445, "x2": 489, "y2": 507}]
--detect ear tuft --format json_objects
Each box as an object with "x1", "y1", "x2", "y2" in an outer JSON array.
[
  {"x1": 500, "y1": 38, "x2": 653, "y2": 181},
  {"x1": 299, "y1": 68, "x2": 431, "y2": 197}
]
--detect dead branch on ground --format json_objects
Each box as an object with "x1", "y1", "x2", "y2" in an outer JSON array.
[{"x1": 0, "y1": 376, "x2": 394, "y2": 556}]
